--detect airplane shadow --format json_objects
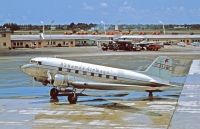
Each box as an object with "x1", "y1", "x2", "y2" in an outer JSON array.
[{"x1": 53, "y1": 94, "x2": 170, "y2": 116}]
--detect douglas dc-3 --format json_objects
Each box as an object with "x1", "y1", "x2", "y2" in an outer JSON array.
[{"x1": 21, "y1": 56, "x2": 176, "y2": 104}]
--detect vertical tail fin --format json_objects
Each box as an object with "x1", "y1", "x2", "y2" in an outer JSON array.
[{"x1": 144, "y1": 56, "x2": 173, "y2": 81}]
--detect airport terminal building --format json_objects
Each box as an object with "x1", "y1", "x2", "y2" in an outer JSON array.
[
  {"x1": 0, "y1": 29, "x2": 11, "y2": 49},
  {"x1": 1, "y1": 30, "x2": 200, "y2": 49},
  {"x1": 10, "y1": 34, "x2": 114, "y2": 48},
  {"x1": 120, "y1": 35, "x2": 200, "y2": 44}
]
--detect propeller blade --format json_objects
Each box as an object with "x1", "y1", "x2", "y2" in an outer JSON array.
[{"x1": 32, "y1": 77, "x2": 35, "y2": 88}]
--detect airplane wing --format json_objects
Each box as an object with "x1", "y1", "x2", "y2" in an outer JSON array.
[{"x1": 69, "y1": 81, "x2": 170, "y2": 91}]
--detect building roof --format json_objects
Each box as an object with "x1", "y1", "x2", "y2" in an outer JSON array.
[
  {"x1": 0, "y1": 28, "x2": 12, "y2": 33},
  {"x1": 11, "y1": 34, "x2": 114, "y2": 41},
  {"x1": 11, "y1": 34, "x2": 200, "y2": 41},
  {"x1": 120, "y1": 35, "x2": 200, "y2": 39}
]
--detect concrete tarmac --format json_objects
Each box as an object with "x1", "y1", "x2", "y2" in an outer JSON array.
[{"x1": 0, "y1": 46, "x2": 200, "y2": 129}]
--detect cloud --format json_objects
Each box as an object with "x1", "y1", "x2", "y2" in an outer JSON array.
[
  {"x1": 83, "y1": 2, "x2": 94, "y2": 11},
  {"x1": 162, "y1": 6, "x2": 186, "y2": 17},
  {"x1": 21, "y1": 15, "x2": 28, "y2": 21},
  {"x1": 100, "y1": 2, "x2": 108, "y2": 8},
  {"x1": 119, "y1": 1, "x2": 135, "y2": 13},
  {"x1": 189, "y1": 8, "x2": 200, "y2": 17},
  {"x1": 123, "y1": 1, "x2": 128, "y2": 6}
]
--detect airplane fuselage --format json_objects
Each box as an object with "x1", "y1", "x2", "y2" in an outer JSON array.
[
  {"x1": 21, "y1": 56, "x2": 175, "y2": 103},
  {"x1": 22, "y1": 57, "x2": 161, "y2": 87}
]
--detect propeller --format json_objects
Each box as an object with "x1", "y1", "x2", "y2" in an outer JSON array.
[
  {"x1": 47, "y1": 70, "x2": 53, "y2": 84},
  {"x1": 32, "y1": 77, "x2": 36, "y2": 88}
]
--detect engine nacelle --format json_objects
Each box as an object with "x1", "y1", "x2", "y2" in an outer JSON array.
[
  {"x1": 53, "y1": 74, "x2": 69, "y2": 87},
  {"x1": 53, "y1": 74, "x2": 86, "y2": 87},
  {"x1": 34, "y1": 77, "x2": 49, "y2": 86}
]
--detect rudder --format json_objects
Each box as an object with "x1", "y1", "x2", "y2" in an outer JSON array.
[{"x1": 144, "y1": 56, "x2": 173, "y2": 81}]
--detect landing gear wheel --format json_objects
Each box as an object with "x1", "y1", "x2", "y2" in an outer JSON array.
[
  {"x1": 68, "y1": 93, "x2": 78, "y2": 104},
  {"x1": 148, "y1": 91, "x2": 153, "y2": 101},
  {"x1": 50, "y1": 88, "x2": 59, "y2": 103}
]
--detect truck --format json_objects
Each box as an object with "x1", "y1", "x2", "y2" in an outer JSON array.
[{"x1": 146, "y1": 44, "x2": 161, "y2": 51}]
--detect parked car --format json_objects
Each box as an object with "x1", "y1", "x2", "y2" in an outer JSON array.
[
  {"x1": 177, "y1": 42, "x2": 186, "y2": 47},
  {"x1": 191, "y1": 42, "x2": 200, "y2": 47}
]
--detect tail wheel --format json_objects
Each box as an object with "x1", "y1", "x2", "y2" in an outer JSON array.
[
  {"x1": 68, "y1": 93, "x2": 78, "y2": 104},
  {"x1": 50, "y1": 88, "x2": 59, "y2": 103}
]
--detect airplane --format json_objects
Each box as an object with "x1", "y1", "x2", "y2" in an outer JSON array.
[{"x1": 21, "y1": 56, "x2": 177, "y2": 104}]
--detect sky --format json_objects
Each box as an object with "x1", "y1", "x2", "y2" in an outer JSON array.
[{"x1": 0, "y1": 0, "x2": 200, "y2": 25}]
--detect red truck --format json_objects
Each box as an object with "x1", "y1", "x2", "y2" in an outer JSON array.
[{"x1": 146, "y1": 44, "x2": 161, "y2": 51}]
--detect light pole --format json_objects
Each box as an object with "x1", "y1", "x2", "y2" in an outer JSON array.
[
  {"x1": 40, "y1": 21, "x2": 45, "y2": 34},
  {"x1": 159, "y1": 21, "x2": 166, "y2": 35},
  {"x1": 50, "y1": 20, "x2": 54, "y2": 45},
  {"x1": 100, "y1": 21, "x2": 106, "y2": 35}
]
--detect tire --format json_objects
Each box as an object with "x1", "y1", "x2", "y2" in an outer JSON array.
[
  {"x1": 50, "y1": 88, "x2": 59, "y2": 103},
  {"x1": 50, "y1": 88, "x2": 58, "y2": 97},
  {"x1": 68, "y1": 93, "x2": 78, "y2": 104}
]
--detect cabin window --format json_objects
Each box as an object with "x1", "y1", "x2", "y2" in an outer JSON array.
[
  {"x1": 75, "y1": 70, "x2": 79, "y2": 74},
  {"x1": 67, "y1": 69, "x2": 71, "y2": 72},
  {"x1": 83, "y1": 71, "x2": 87, "y2": 75},
  {"x1": 91, "y1": 73, "x2": 94, "y2": 76},
  {"x1": 38, "y1": 61, "x2": 42, "y2": 65},
  {"x1": 58, "y1": 67, "x2": 62, "y2": 71},
  {"x1": 98, "y1": 74, "x2": 102, "y2": 77},
  {"x1": 106, "y1": 75, "x2": 109, "y2": 79},
  {"x1": 114, "y1": 76, "x2": 117, "y2": 80}
]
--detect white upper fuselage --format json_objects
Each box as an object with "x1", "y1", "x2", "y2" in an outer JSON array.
[{"x1": 21, "y1": 57, "x2": 162, "y2": 87}]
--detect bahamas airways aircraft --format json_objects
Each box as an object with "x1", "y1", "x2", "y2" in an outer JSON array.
[{"x1": 21, "y1": 56, "x2": 176, "y2": 104}]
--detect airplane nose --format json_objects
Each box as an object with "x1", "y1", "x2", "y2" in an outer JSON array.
[
  {"x1": 21, "y1": 64, "x2": 33, "y2": 74},
  {"x1": 21, "y1": 64, "x2": 38, "y2": 76},
  {"x1": 21, "y1": 64, "x2": 28, "y2": 73}
]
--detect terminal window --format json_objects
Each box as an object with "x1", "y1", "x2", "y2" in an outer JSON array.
[
  {"x1": 3, "y1": 42, "x2": 6, "y2": 46},
  {"x1": 75, "y1": 70, "x2": 79, "y2": 74},
  {"x1": 106, "y1": 75, "x2": 109, "y2": 79},
  {"x1": 2, "y1": 34, "x2": 6, "y2": 37},
  {"x1": 83, "y1": 71, "x2": 87, "y2": 75}
]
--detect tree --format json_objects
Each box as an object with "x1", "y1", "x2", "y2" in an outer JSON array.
[{"x1": 3, "y1": 23, "x2": 20, "y2": 31}]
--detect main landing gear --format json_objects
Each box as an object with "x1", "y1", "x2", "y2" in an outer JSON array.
[
  {"x1": 146, "y1": 89, "x2": 161, "y2": 100},
  {"x1": 148, "y1": 91, "x2": 153, "y2": 101},
  {"x1": 50, "y1": 88, "x2": 59, "y2": 103},
  {"x1": 145, "y1": 90, "x2": 154, "y2": 101},
  {"x1": 49, "y1": 87, "x2": 78, "y2": 104},
  {"x1": 68, "y1": 92, "x2": 78, "y2": 104}
]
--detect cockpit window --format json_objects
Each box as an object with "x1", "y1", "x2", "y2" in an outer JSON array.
[
  {"x1": 30, "y1": 60, "x2": 37, "y2": 64},
  {"x1": 30, "y1": 60, "x2": 42, "y2": 65}
]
